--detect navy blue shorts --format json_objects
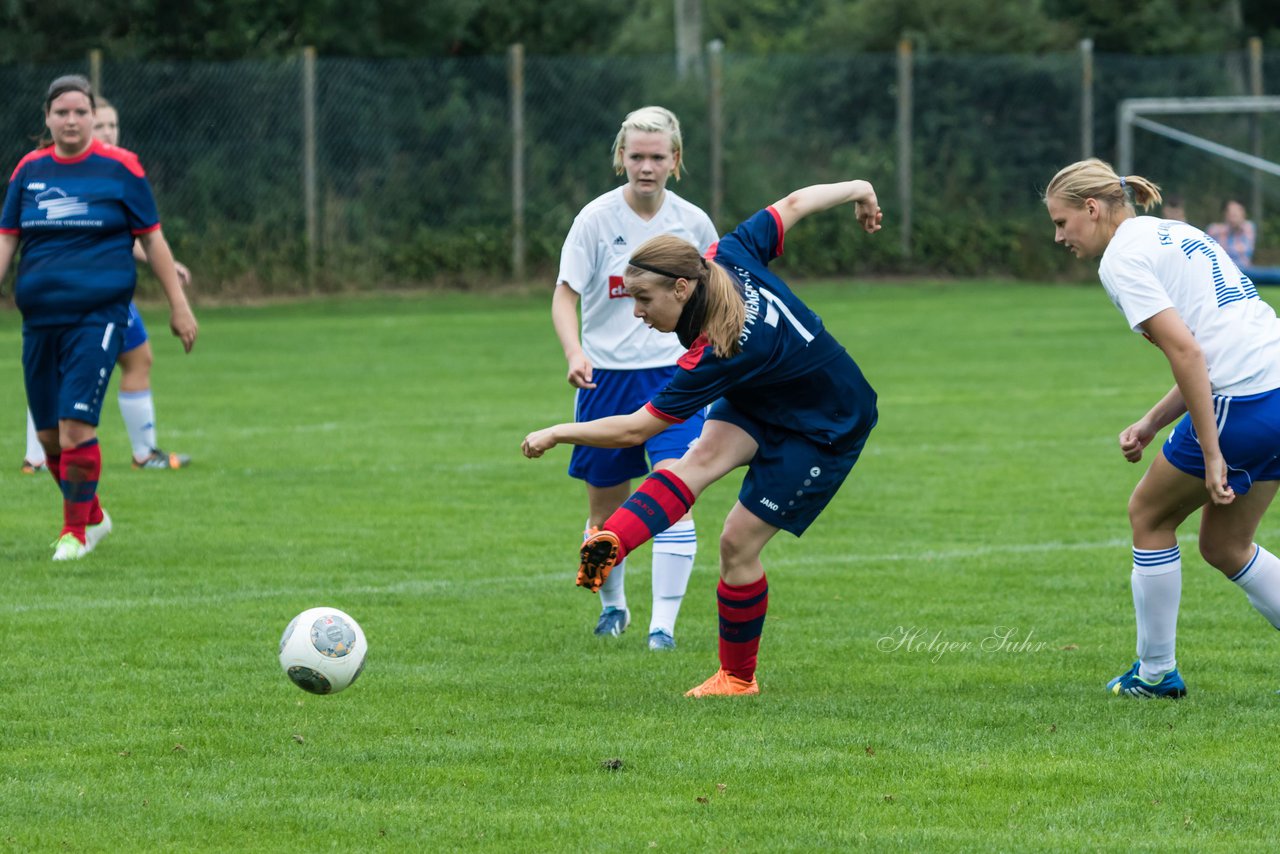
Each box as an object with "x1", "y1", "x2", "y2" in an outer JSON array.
[
  {"x1": 122, "y1": 301, "x2": 149, "y2": 353},
  {"x1": 711, "y1": 398, "x2": 876, "y2": 536},
  {"x1": 1162, "y1": 388, "x2": 1280, "y2": 496},
  {"x1": 568, "y1": 366, "x2": 706, "y2": 488},
  {"x1": 24, "y1": 318, "x2": 125, "y2": 430}
]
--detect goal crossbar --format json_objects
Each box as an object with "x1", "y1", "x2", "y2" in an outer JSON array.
[{"x1": 1117, "y1": 95, "x2": 1280, "y2": 176}]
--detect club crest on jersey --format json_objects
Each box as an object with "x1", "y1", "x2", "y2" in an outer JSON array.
[
  {"x1": 608, "y1": 275, "x2": 630, "y2": 299},
  {"x1": 35, "y1": 187, "x2": 88, "y2": 220}
]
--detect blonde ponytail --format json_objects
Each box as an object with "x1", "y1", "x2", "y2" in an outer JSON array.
[{"x1": 1045, "y1": 158, "x2": 1162, "y2": 213}]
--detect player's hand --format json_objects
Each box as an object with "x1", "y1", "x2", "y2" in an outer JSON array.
[
  {"x1": 522, "y1": 427, "x2": 558, "y2": 459},
  {"x1": 1204, "y1": 453, "x2": 1236, "y2": 505},
  {"x1": 174, "y1": 261, "x2": 192, "y2": 288},
  {"x1": 854, "y1": 185, "x2": 882, "y2": 234},
  {"x1": 1118, "y1": 420, "x2": 1156, "y2": 462},
  {"x1": 566, "y1": 355, "x2": 596, "y2": 389},
  {"x1": 170, "y1": 306, "x2": 198, "y2": 353}
]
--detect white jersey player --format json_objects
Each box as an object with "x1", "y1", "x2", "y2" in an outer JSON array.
[
  {"x1": 1046, "y1": 158, "x2": 1280, "y2": 699},
  {"x1": 551, "y1": 106, "x2": 717, "y2": 649}
]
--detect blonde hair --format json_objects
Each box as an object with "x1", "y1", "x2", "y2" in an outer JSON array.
[
  {"x1": 612, "y1": 105, "x2": 685, "y2": 180},
  {"x1": 627, "y1": 235, "x2": 745, "y2": 357},
  {"x1": 1044, "y1": 158, "x2": 1162, "y2": 213}
]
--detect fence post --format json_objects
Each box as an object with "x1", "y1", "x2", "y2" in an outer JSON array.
[
  {"x1": 675, "y1": 0, "x2": 704, "y2": 80},
  {"x1": 510, "y1": 44, "x2": 526, "y2": 285},
  {"x1": 1080, "y1": 38, "x2": 1094, "y2": 159},
  {"x1": 1249, "y1": 36, "x2": 1264, "y2": 223},
  {"x1": 896, "y1": 38, "x2": 913, "y2": 260},
  {"x1": 88, "y1": 48, "x2": 103, "y2": 96},
  {"x1": 302, "y1": 46, "x2": 317, "y2": 290},
  {"x1": 707, "y1": 39, "x2": 724, "y2": 229}
]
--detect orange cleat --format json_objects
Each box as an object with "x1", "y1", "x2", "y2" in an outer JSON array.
[
  {"x1": 684, "y1": 668, "x2": 760, "y2": 698},
  {"x1": 577, "y1": 528, "x2": 621, "y2": 593}
]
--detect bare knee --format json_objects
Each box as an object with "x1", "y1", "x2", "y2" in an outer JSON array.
[{"x1": 1199, "y1": 536, "x2": 1255, "y2": 575}]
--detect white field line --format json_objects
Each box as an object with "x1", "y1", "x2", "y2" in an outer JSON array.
[{"x1": 6, "y1": 532, "x2": 1241, "y2": 615}]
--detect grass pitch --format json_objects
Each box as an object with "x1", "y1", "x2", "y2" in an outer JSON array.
[{"x1": 3, "y1": 281, "x2": 1280, "y2": 851}]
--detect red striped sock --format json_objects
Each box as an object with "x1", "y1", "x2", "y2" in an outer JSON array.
[
  {"x1": 602, "y1": 469, "x2": 695, "y2": 560},
  {"x1": 717, "y1": 575, "x2": 769, "y2": 681},
  {"x1": 60, "y1": 440, "x2": 102, "y2": 542},
  {"x1": 46, "y1": 453, "x2": 62, "y2": 490}
]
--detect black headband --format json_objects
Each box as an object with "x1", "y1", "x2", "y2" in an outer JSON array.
[{"x1": 628, "y1": 259, "x2": 686, "y2": 280}]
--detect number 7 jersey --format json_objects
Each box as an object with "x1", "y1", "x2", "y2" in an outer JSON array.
[{"x1": 647, "y1": 206, "x2": 878, "y2": 447}]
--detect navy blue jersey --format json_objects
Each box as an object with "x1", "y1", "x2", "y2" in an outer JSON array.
[
  {"x1": 647, "y1": 207, "x2": 876, "y2": 446},
  {"x1": 1, "y1": 140, "x2": 160, "y2": 327}
]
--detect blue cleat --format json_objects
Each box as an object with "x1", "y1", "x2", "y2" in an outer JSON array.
[
  {"x1": 647, "y1": 630, "x2": 676, "y2": 651},
  {"x1": 1107, "y1": 661, "x2": 1187, "y2": 699},
  {"x1": 593, "y1": 606, "x2": 630, "y2": 637}
]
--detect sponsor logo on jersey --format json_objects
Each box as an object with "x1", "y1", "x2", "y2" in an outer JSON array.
[
  {"x1": 612, "y1": 235, "x2": 626, "y2": 246},
  {"x1": 759, "y1": 496, "x2": 780, "y2": 511},
  {"x1": 73, "y1": 402, "x2": 90, "y2": 412},
  {"x1": 35, "y1": 187, "x2": 89, "y2": 220},
  {"x1": 27, "y1": 182, "x2": 46, "y2": 191},
  {"x1": 608, "y1": 275, "x2": 630, "y2": 299}
]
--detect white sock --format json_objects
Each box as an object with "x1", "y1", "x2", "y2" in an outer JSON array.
[
  {"x1": 25, "y1": 409, "x2": 45, "y2": 466},
  {"x1": 1132, "y1": 546, "x2": 1181, "y2": 681},
  {"x1": 118, "y1": 389, "x2": 158, "y2": 461},
  {"x1": 599, "y1": 557, "x2": 627, "y2": 613},
  {"x1": 1230, "y1": 544, "x2": 1280, "y2": 629},
  {"x1": 650, "y1": 519, "x2": 696, "y2": 635}
]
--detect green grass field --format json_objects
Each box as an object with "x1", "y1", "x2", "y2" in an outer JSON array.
[{"x1": 4, "y1": 281, "x2": 1280, "y2": 851}]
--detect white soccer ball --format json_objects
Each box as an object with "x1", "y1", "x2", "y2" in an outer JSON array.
[{"x1": 278, "y1": 607, "x2": 367, "y2": 695}]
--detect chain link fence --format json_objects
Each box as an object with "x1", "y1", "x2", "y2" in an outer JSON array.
[{"x1": 1, "y1": 46, "x2": 1277, "y2": 297}]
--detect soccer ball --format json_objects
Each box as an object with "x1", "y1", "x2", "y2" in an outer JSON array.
[{"x1": 278, "y1": 607, "x2": 367, "y2": 695}]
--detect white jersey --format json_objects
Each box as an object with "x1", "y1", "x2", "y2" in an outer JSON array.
[
  {"x1": 1099, "y1": 216, "x2": 1280, "y2": 396},
  {"x1": 558, "y1": 186, "x2": 717, "y2": 370}
]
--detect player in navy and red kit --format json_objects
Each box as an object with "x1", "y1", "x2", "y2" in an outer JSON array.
[
  {"x1": 0, "y1": 75, "x2": 197, "y2": 561},
  {"x1": 524, "y1": 178, "x2": 883, "y2": 696}
]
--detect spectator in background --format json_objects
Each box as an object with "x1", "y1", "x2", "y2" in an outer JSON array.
[
  {"x1": 22, "y1": 96, "x2": 193, "y2": 474},
  {"x1": 549, "y1": 106, "x2": 718, "y2": 650},
  {"x1": 1207, "y1": 199, "x2": 1256, "y2": 268},
  {"x1": 1161, "y1": 194, "x2": 1186, "y2": 223},
  {"x1": 0, "y1": 75, "x2": 197, "y2": 560}
]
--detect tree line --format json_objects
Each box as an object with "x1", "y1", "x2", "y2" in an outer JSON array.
[{"x1": 1, "y1": 0, "x2": 1276, "y2": 64}]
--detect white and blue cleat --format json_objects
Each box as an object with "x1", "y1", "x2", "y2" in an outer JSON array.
[
  {"x1": 593, "y1": 606, "x2": 630, "y2": 637},
  {"x1": 647, "y1": 629, "x2": 676, "y2": 651},
  {"x1": 1107, "y1": 661, "x2": 1187, "y2": 699}
]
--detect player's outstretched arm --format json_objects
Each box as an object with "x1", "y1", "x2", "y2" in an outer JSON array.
[
  {"x1": 523, "y1": 407, "x2": 668, "y2": 458},
  {"x1": 139, "y1": 229, "x2": 198, "y2": 353},
  {"x1": 771, "y1": 180, "x2": 883, "y2": 235}
]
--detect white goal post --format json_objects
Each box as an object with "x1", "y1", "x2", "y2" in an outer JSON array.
[{"x1": 1117, "y1": 95, "x2": 1280, "y2": 178}]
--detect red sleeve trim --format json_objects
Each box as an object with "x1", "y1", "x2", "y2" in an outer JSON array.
[
  {"x1": 765, "y1": 205, "x2": 786, "y2": 256},
  {"x1": 93, "y1": 141, "x2": 147, "y2": 178},
  {"x1": 645, "y1": 402, "x2": 685, "y2": 424},
  {"x1": 131, "y1": 223, "x2": 162, "y2": 236},
  {"x1": 705, "y1": 240, "x2": 719, "y2": 261},
  {"x1": 677, "y1": 337, "x2": 709, "y2": 370}
]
